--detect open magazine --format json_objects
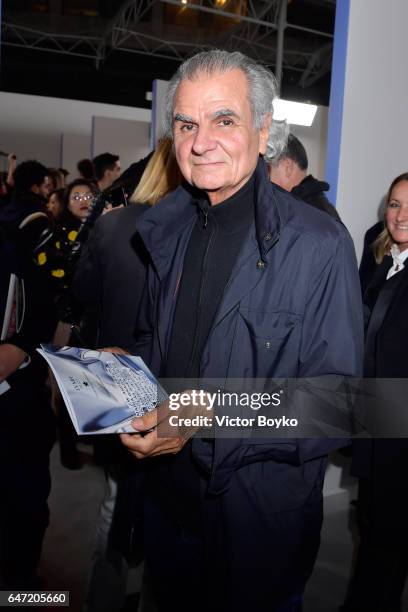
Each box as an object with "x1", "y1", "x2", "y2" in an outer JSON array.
[{"x1": 37, "y1": 345, "x2": 168, "y2": 435}]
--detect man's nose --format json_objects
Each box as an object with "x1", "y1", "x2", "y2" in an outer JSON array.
[{"x1": 191, "y1": 126, "x2": 217, "y2": 155}]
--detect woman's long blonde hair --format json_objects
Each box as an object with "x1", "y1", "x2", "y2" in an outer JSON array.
[
  {"x1": 373, "y1": 172, "x2": 408, "y2": 264},
  {"x1": 130, "y1": 137, "x2": 181, "y2": 206}
]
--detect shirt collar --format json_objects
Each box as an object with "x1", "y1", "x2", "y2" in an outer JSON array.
[{"x1": 386, "y1": 244, "x2": 408, "y2": 280}]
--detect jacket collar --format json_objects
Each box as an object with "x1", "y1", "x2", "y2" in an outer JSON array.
[
  {"x1": 0, "y1": 191, "x2": 47, "y2": 226},
  {"x1": 253, "y1": 156, "x2": 282, "y2": 259},
  {"x1": 136, "y1": 156, "x2": 282, "y2": 279},
  {"x1": 292, "y1": 174, "x2": 330, "y2": 199}
]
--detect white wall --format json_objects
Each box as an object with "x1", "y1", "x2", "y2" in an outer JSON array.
[
  {"x1": 61, "y1": 133, "x2": 92, "y2": 177},
  {"x1": 334, "y1": 0, "x2": 408, "y2": 262},
  {"x1": 0, "y1": 91, "x2": 151, "y2": 176},
  {"x1": 291, "y1": 106, "x2": 328, "y2": 181},
  {"x1": 92, "y1": 116, "x2": 151, "y2": 175},
  {"x1": 151, "y1": 79, "x2": 169, "y2": 147}
]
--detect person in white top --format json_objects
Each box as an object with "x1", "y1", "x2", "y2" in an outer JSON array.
[
  {"x1": 342, "y1": 172, "x2": 408, "y2": 612},
  {"x1": 384, "y1": 177, "x2": 408, "y2": 278},
  {"x1": 370, "y1": 172, "x2": 408, "y2": 279}
]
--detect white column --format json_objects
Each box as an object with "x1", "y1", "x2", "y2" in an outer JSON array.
[{"x1": 326, "y1": 0, "x2": 408, "y2": 262}]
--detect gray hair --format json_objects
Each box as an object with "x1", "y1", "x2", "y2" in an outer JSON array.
[
  {"x1": 164, "y1": 49, "x2": 277, "y2": 136},
  {"x1": 264, "y1": 119, "x2": 290, "y2": 164}
]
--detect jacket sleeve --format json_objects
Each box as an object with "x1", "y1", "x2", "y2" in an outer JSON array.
[
  {"x1": 193, "y1": 227, "x2": 364, "y2": 493},
  {"x1": 4, "y1": 217, "x2": 58, "y2": 356},
  {"x1": 298, "y1": 226, "x2": 363, "y2": 380},
  {"x1": 72, "y1": 219, "x2": 103, "y2": 307},
  {"x1": 129, "y1": 262, "x2": 159, "y2": 365}
]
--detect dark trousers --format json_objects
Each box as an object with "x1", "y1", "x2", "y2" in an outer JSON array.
[
  {"x1": 0, "y1": 368, "x2": 55, "y2": 588},
  {"x1": 144, "y1": 496, "x2": 307, "y2": 612},
  {"x1": 343, "y1": 478, "x2": 408, "y2": 612}
]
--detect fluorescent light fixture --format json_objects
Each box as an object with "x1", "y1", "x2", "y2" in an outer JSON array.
[{"x1": 273, "y1": 99, "x2": 317, "y2": 127}]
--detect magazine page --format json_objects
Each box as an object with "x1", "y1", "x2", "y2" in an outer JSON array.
[{"x1": 37, "y1": 345, "x2": 168, "y2": 435}]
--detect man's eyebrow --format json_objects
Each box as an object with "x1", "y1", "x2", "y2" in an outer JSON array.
[
  {"x1": 173, "y1": 113, "x2": 196, "y2": 123},
  {"x1": 210, "y1": 108, "x2": 239, "y2": 120}
]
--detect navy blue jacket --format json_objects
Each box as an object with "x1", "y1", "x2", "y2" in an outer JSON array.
[{"x1": 135, "y1": 158, "x2": 363, "y2": 497}]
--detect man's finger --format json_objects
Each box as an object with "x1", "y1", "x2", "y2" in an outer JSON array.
[
  {"x1": 120, "y1": 430, "x2": 157, "y2": 455},
  {"x1": 131, "y1": 409, "x2": 158, "y2": 432},
  {"x1": 120, "y1": 430, "x2": 183, "y2": 459},
  {"x1": 131, "y1": 398, "x2": 171, "y2": 432},
  {"x1": 147, "y1": 439, "x2": 185, "y2": 457},
  {"x1": 99, "y1": 346, "x2": 130, "y2": 355}
]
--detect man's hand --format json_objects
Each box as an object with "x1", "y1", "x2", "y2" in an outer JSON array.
[
  {"x1": 99, "y1": 346, "x2": 130, "y2": 355},
  {"x1": 0, "y1": 344, "x2": 28, "y2": 381},
  {"x1": 120, "y1": 391, "x2": 213, "y2": 460},
  {"x1": 120, "y1": 401, "x2": 185, "y2": 459}
]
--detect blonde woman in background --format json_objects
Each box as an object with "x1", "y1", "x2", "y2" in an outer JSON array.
[
  {"x1": 130, "y1": 137, "x2": 181, "y2": 206},
  {"x1": 71, "y1": 137, "x2": 181, "y2": 612},
  {"x1": 343, "y1": 172, "x2": 408, "y2": 612},
  {"x1": 371, "y1": 172, "x2": 408, "y2": 266}
]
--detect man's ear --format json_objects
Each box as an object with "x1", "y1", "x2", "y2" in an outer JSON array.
[
  {"x1": 258, "y1": 113, "x2": 272, "y2": 155},
  {"x1": 284, "y1": 158, "x2": 295, "y2": 178}
]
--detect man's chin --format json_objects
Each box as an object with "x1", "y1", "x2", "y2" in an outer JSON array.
[{"x1": 191, "y1": 176, "x2": 225, "y2": 193}]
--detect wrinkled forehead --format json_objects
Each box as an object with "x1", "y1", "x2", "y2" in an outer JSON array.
[{"x1": 173, "y1": 68, "x2": 251, "y2": 115}]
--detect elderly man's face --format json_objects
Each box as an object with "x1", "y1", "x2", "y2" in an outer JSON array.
[{"x1": 173, "y1": 69, "x2": 270, "y2": 205}]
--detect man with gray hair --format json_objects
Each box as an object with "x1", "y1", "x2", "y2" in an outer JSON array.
[{"x1": 120, "y1": 50, "x2": 363, "y2": 611}]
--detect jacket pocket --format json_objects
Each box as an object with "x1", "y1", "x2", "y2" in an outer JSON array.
[
  {"x1": 233, "y1": 309, "x2": 300, "y2": 378},
  {"x1": 244, "y1": 458, "x2": 324, "y2": 514}
]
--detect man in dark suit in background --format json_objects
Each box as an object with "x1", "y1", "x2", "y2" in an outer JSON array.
[{"x1": 267, "y1": 133, "x2": 341, "y2": 221}]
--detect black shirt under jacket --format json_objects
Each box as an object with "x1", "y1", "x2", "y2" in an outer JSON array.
[
  {"x1": 164, "y1": 174, "x2": 255, "y2": 382},
  {"x1": 153, "y1": 175, "x2": 255, "y2": 533}
]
